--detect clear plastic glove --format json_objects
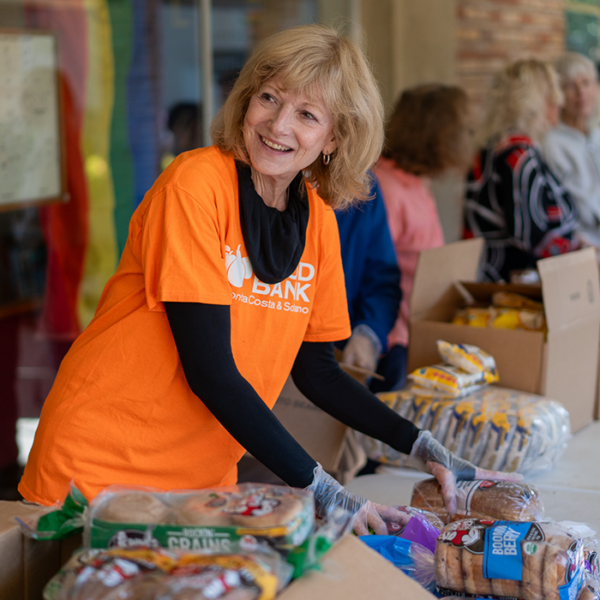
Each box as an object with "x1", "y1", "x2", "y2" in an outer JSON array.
[
  {"x1": 406, "y1": 430, "x2": 524, "y2": 515},
  {"x1": 305, "y1": 464, "x2": 410, "y2": 536},
  {"x1": 342, "y1": 326, "x2": 380, "y2": 373}
]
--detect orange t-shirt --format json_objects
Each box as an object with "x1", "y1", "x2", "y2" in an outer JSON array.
[{"x1": 20, "y1": 146, "x2": 350, "y2": 505}]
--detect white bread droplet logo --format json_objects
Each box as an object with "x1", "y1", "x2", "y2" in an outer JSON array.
[{"x1": 225, "y1": 244, "x2": 253, "y2": 288}]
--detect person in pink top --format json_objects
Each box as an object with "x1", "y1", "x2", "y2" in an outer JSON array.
[{"x1": 373, "y1": 84, "x2": 473, "y2": 391}]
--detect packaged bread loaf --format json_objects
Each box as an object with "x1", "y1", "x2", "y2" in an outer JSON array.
[
  {"x1": 435, "y1": 519, "x2": 585, "y2": 600},
  {"x1": 436, "y1": 340, "x2": 498, "y2": 377},
  {"x1": 43, "y1": 544, "x2": 291, "y2": 600},
  {"x1": 411, "y1": 478, "x2": 544, "y2": 525},
  {"x1": 408, "y1": 364, "x2": 495, "y2": 398},
  {"x1": 355, "y1": 386, "x2": 570, "y2": 475},
  {"x1": 86, "y1": 483, "x2": 314, "y2": 552}
]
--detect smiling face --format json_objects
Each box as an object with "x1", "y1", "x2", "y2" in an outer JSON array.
[{"x1": 242, "y1": 76, "x2": 337, "y2": 187}]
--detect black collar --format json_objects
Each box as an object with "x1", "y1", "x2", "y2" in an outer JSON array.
[{"x1": 236, "y1": 162, "x2": 309, "y2": 284}]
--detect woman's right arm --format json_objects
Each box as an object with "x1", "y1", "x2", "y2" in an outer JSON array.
[
  {"x1": 165, "y1": 301, "x2": 410, "y2": 535},
  {"x1": 164, "y1": 301, "x2": 317, "y2": 489}
]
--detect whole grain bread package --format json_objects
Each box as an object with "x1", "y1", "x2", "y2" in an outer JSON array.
[
  {"x1": 435, "y1": 519, "x2": 586, "y2": 600},
  {"x1": 86, "y1": 483, "x2": 314, "y2": 552},
  {"x1": 411, "y1": 478, "x2": 544, "y2": 525},
  {"x1": 43, "y1": 543, "x2": 291, "y2": 600}
]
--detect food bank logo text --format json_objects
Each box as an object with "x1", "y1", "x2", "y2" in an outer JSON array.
[{"x1": 227, "y1": 245, "x2": 315, "y2": 314}]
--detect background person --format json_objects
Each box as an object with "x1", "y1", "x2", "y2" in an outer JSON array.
[
  {"x1": 464, "y1": 59, "x2": 578, "y2": 282},
  {"x1": 335, "y1": 174, "x2": 402, "y2": 392},
  {"x1": 20, "y1": 25, "x2": 519, "y2": 534},
  {"x1": 374, "y1": 84, "x2": 473, "y2": 390},
  {"x1": 543, "y1": 52, "x2": 600, "y2": 251}
]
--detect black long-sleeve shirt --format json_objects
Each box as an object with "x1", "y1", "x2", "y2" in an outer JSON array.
[{"x1": 165, "y1": 301, "x2": 420, "y2": 488}]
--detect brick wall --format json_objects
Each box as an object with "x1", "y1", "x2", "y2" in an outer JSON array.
[{"x1": 457, "y1": 0, "x2": 565, "y2": 115}]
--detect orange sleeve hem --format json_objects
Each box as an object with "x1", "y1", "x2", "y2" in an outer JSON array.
[
  {"x1": 17, "y1": 482, "x2": 56, "y2": 507},
  {"x1": 303, "y1": 326, "x2": 351, "y2": 343},
  {"x1": 148, "y1": 290, "x2": 231, "y2": 310}
]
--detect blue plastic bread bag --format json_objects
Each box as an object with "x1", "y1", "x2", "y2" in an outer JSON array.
[{"x1": 359, "y1": 535, "x2": 436, "y2": 592}]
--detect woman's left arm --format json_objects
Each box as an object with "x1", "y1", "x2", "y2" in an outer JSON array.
[
  {"x1": 291, "y1": 341, "x2": 419, "y2": 452},
  {"x1": 292, "y1": 341, "x2": 522, "y2": 512}
]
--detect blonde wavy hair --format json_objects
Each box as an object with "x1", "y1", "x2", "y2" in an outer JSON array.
[
  {"x1": 478, "y1": 59, "x2": 563, "y2": 146},
  {"x1": 210, "y1": 24, "x2": 384, "y2": 209}
]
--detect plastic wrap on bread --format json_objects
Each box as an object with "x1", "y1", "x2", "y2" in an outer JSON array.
[
  {"x1": 411, "y1": 478, "x2": 544, "y2": 525},
  {"x1": 85, "y1": 483, "x2": 314, "y2": 552},
  {"x1": 356, "y1": 386, "x2": 570, "y2": 474},
  {"x1": 435, "y1": 519, "x2": 585, "y2": 600},
  {"x1": 43, "y1": 543, "x2": 291, "y2": 600},
  {"x1": 360, "y1": 536, "x2": 436, "y2": 592}
]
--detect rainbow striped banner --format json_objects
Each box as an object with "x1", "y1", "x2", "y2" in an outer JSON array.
[{"x1": 25, "y1": 0, "x2": 160, "y2": 334}]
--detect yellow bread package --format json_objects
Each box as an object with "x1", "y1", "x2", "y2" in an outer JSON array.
[
  {"x1": 452, "y1": 307, "x2": 494, "y2": 328},
  {"x1": 493, "y1": 307, "x2": 546, "y2": 331},
  {"x1": 492, "y1": 291, "x2": 544, "y2": 312},
  {"x1": 408, "y1": 364, "x2": 496, "y2": 398},
  {"x1": 452, "y1": 306, "x2": 546, "y2": 332},
  {"x1": 437, "y1": 340, "x2": 498, "y2": 376}
]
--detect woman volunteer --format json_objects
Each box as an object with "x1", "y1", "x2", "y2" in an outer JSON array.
[
  {"x1": 20, "y1": 25, "x2": 518, "y2": 534},
  {"x1": 464, "y1": 59, "x2": 578, "y2": 281}
]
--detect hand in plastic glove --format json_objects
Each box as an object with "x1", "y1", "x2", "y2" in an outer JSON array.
[
  {"x1": 407, "y1": 430, "x2": 524, "y2": 515},
  {"x1": 342, "y1": 326, "x2": 380, "y2": 373},
  {"x1": 306, "y1": 464, "x2": 411, "y2": 536}
]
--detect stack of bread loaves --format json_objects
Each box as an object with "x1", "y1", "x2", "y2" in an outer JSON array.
[
  {"x1": 356, "y1": 342, "x2": 570, "y2": 475},
  {"x1": 405, "y1": 477, "x2": 599, "y2": 600},
  {"x1": 44, "y1": 483, "x2": 321, "y2": 599},
  {"x1": 435, "y1": 519, "x2": 586, "y2": 600}
]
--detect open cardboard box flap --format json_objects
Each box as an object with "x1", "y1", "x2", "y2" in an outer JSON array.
[
  {"x1": 537, "y1": 246, "x2": 600, "y2": 330},
  {"x1": 410, "y1": 237, "x2": 484, "y2": 321}
]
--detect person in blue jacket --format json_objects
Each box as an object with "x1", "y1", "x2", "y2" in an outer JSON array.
[{"x1": 336, "y1": 175, "x2": 403, "y2": 393}]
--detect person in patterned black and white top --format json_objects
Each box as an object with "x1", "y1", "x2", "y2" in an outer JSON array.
[{"x1": 464, "y1": 59, "x2": 578, "y2": 282}]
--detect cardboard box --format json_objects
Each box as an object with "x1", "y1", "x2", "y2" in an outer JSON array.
[
  {"x1": 408, "y1": 238, "x2": 600, "y2": 433},
  {"x1": 279, "y1": 534, "x2": 435, "y2": 599},
  {"x1": 0, "y1": 500, "x2": 81, "y2": 600},
  {"x1": 273, "y1": 375, "x2": 366, "y2": 484},
  {"x1": 0, "y1": 501, "x2": 435, "y2": 600}
]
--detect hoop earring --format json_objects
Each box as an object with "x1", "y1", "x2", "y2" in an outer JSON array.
[{"x1": 323, "y1": 153, "x2": 331, "y2": 165}]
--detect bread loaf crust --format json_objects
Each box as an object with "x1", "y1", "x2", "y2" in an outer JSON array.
[
  {"x1": 98, "y1": 493, "x2": 172, "y2": 524},
  {"x1": 412, "y1": 478, "x2": 543, "y2": 524}
]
